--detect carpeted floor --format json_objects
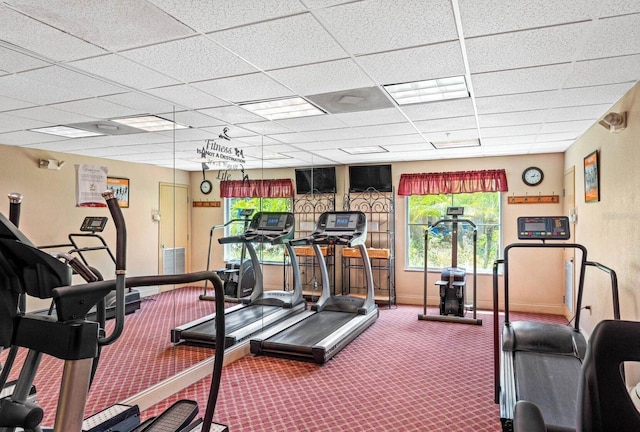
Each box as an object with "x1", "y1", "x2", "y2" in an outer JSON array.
[{"x1": 2, "y1": 286, "x2": 567, "y2": 431}]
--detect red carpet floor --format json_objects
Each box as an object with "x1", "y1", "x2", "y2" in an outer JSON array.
[{"x1": 2, "y1": 287, "x2": 567, "y2": 431}]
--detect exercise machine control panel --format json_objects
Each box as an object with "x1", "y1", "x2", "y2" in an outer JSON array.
[
  {"x1": 517, "y1": 216, "x2": 570, "y2": 240},
  {"x1": 306, "y1": 211, "x2": 367, "y2": 246},
  {"x1": 446, "y1": 206, "x2": 464, "y2": 216},
  {"x1": 80, "y1": 216, "x2": 108, "y2": 232},
  {"x1": 220, "y1": 212, "x2": 295, "y2": 244}
]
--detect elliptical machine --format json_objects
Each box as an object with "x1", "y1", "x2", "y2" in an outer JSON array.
[{"x1": 418, "y1": 207, "x2": 482, "y2": 325}]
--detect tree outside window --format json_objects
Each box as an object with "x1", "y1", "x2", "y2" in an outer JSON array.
[{"x1": 406, "y1": 193, "x2": 500, "y2": 272}]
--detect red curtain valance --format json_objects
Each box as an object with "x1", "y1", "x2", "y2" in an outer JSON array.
[
  {"x1": 220, "y1": 179, "x2": 294, "y2": 198},
  {"x1": 397, "y1": 169, "x2": 508, "y2": 196}
]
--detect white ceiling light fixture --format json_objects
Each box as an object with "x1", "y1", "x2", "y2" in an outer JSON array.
[
  {"x1": 111, "y1": 115, "x2": 188, "y2": 132},
  {"x1": 384, "y1": 76, "x2": 469, "y2": 105},
  {"x1": 340, "y1": 146, "x2": 388, "y2": 155},
  {"x1": 239, "y1": 97, "x2": 325, "y2": 120},
  {"x1": 30, "y1": 125, "x2": 105, "y2": 138},
  {"x1": 432, "y1": 139, "x2": 480, "y2": 149}
]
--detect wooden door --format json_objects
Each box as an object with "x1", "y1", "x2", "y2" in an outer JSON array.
[{"x1": 159, "y1": 183, "x2": 189, "y2": 291}]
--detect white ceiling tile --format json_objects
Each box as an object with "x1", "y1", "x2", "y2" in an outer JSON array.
[
  {"x1": 466, "y1": 22, "x2": 590, "y2": 73},
  {"x1": 100, "y1": 93, "x2": 176, "y2": 115},
  {"x1": 481, "y1": 124, "x2": 542, "y2": 138},
  {"x1": 481, "y1": 135, "x2": 536, "y2": 146},
  {"x1": 357, "y1": 42, "x2": 465, "y2": 85},
  {"x1": 381, "y1": 142, "x2": 431, "y2": 152},
  {"x1": 553, "y1": 83, "x2": 633, "y2": 107},
  {"x1": 264, "y1": 132, "x2": 315, "y2": 144},
  {"x1": 374, "y1": 134, "x2": 427, "y2": 146},
  {"x1": 536, "y1": 131, "x2": 582, "y2": 142},
  {"x1": 316, "y1": 0, "x2": 457, "y2": 54},
  {"x1": 275, "y1": 150, "x2": 337, "y2": 165},
  {"x1": 333, "y1": 108, "x2": 407, "y2": 127},
  {"x1": 481, "y1": 144, "x2": 533, "y2": 155},
  {"x1": 476, "y1": 92, "x2": 557, "y2": 114},
  {"x1": 0, "y1": 46, "x2": 50, "y2": 73},
  {"x1": 567, "y1": 55, "x2": 640, "y2": 88},
  {"x1": 70, "y1": 55, "x2": 180, "y2": 89},
  {"x1": 197, "y1": 105, "x2": 265, "y2": 123},
  {"x1": 579, "y1": 14, "x2": 640, "y2": 60},
  {"x1": 235, "y1": 136, "x2": 283, "y2": 146},
  {"x1": 268, "y1": 59, "x2": 375, "y2": 96},
  {"x1": 156, "y1": 128, "x2": 218, "y2": 141},
  {"x1": 0, "y1": 74, "x2": 86, "y2": 105},
  {"x1": 0, "y1": 130, "x2": 67, "y2": 145},
  {"x1": 298, "y1": 128, "x2": 366, "y2": 142},
  {"x1": 0, "y1": 113, "x2": 51, "y2": 133},
  {"x1": 210, "y1": 13, "x2": 347, "y2": 70},
  {"x1": 146, "y1": 85, "x2": 228, "y2": 110},
  {"x1": 275, "y1": 115, "x2": 348, "y2": 132},
  {"x1": 159, "y1": 111, "x2": 225, "y2": 128},
  {"x1": 602, "y1": 1, "x2": 640, "y2": 17},
  {"x1": 0, "y1": 6, "x2": 105, "y2": 61},
  {"x1": 148, "y1": 0, "x2": 305, "y2": 33},
  {"x1": 353, "y1": 122, "x2": 417, "y2": 137},
  {"x1": 529, "y1": 141, "x2": 573, "y2": 153},
  {"x1": 193, "y1": 73, "x2": 293, "y2": 103},
  {"x1": 459, "y1": 0, "x2": 601, "y2": 38},
  {"x1": 478, "y1": 110, "x2": 549, "y2": 128},
  {"x1": 4, "y1": 106, "x2": 97, "y2": 125},
  {"x1": 414, "y1": 116, "x2": 478, "y2": 133},
  {"x1": 236, "y1": 121, "x2": 293, "y2": 135},
  {"x1": 7, "y1": 0, "x2": 195, "y2": 51},
  {"x1": 423, "y1": 129, "x2": 479, "y2": 142},
  {"x1": 547, "y1": 104, "x2": 611, "y2": 122},
  {"x1": 0, "y1": 96, "x2": 35, "y2": 112},
  {"x1": 540, "y1": 119, "x2": 595, "y2": 134},
  {"x1": 471, "y1": 63, "x2": 572, "y2": 97},
  {"x1": 400, "y1": 99, "x2": 476, "y2": 121},
  {"x1": 21, "y1": 66, "x2": 127, "y2": 98},
  {"x1": 122, "y1": 36, "x2": 257, "y2": 83},
  {"x1": 50, "y1": 98, "x2": 141, "y2": 119}
]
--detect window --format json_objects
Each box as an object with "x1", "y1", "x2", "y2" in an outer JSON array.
[
  {"x1": 405, "y1": 193, "x2": 501, "y2": 272},
  {"x1": 224, "y1": 197, "x2": 292, "y2": 263}
]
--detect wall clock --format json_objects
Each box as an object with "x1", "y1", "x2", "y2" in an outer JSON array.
[
  {"x1": 522, "y1": 167, "x2": 544, "y2": 186},
  {"x1": 200, "y1": 179, "x2": 212, "y2": 194}
]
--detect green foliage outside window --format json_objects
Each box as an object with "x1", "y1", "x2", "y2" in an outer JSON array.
[
  {"x1": 406, "y1": 193, "x2": 500, "y2": 272},
  {"x1": 225, "y1": 197, "x2": 292, "y2": 263}
]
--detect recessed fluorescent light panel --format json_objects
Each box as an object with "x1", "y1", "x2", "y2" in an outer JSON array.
[
  {"x1": 111, "y1": 115, "x2": 188, "y2": 132},
  {"x1": 384, "y1": 76, "x2": 469, "y2": 105},
  {"x1": 30, "y1": 125, "x2": 104, "y2": 138},
  {"x1": 432, "y1": 139, "x2": 480, "y2": 149},
  {"x1": 340, "y1": 146, "x2": 388, "y2": 155},
  {"x1": 240, "y1": 97, "x2": 325, "y2": 120}
]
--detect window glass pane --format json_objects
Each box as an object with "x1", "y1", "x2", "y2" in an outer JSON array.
[
  {"x1": 406, "y1": 193, "x2": 500, "y2": 271},
  {"x1": 224, "y1": 197, "x2": 291, "y2": 263}
]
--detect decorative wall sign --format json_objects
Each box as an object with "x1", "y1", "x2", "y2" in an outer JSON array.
[
  {"x1": 76, "y1": 164, "x2": 108, "y2": 207},
  {"x1": 193, "y1": 201, "x2": 221, "y2": 208},
  {"x1": 107, "y1": 177, "x2": 130, "y2": 208},
  {"x1": 584, "y1": 150, "x2": 600, "y2": 203}
]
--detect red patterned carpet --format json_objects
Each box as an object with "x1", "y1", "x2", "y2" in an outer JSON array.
[{"x1": 2, "y1": 287, "x2": 567, "y2": 431}]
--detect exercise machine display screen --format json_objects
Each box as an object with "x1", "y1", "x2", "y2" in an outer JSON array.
[
  {"x1": 446, "y1": 207, "x2": 464, "y2": 216},
  {"x1": 325, "y1": 213, "x2": 358, "y2": 231},
  {"x1": 80, "y1": 216, "x2": 108, "y2": 232},
  {"x1": 517, "y1": 216, "x2": 570, "y2": 240},
  {"x1": 257, "y1": 213, "x2": 288, "y2": 231}
]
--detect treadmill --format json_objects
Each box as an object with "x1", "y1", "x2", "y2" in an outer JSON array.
[
  {"x1": 172, "y1": 212, "x2": 307, "y2": 348},
  {"x1": 493, "y1": 216, "x2": 620, "y2": 431},
  {"x1": 250, "y1": 211, "x2": 379, "y2": 364}
]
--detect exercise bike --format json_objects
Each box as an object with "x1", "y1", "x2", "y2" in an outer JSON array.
[{"x1": 418, "y1": 207, "x2": 482, "y2": 325}]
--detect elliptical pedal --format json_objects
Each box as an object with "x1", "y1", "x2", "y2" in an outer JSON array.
[{"x1": 131, "y1": 400, "x2": 198, "y2": 432}]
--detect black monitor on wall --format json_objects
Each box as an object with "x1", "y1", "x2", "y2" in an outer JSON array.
[
  {"x1": 349, "y1": 164, "x2": 393, "y2": 192},
  {"x1": 295, "y1": 166, "x2": 337, "y2": 194}
]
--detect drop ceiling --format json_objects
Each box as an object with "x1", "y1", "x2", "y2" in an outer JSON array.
[{"x1": 0, "y1": 0, "x2": 638, "y2": 171}]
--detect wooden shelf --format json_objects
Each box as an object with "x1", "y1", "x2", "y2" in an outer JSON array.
[{"x1": 507, "y1": 195, "x2": 559, "y2": 204}]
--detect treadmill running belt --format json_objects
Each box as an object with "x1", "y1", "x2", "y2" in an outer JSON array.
[
  {"x1": 181, "y1": 305, "x2": 280, "y2": 342},
  {"x1": 515, "y1": 352, "x2": 581, "y2": 431},
  {"x1": 263, "y1": 310, "x2": 355, "y2": 351}
]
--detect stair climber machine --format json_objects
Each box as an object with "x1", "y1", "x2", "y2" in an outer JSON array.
[
  {"x1": 250, "y1": 211, "x2": 379, "y2": 364},
  {"x1": 38, "y1": 215, "x2": 141, "y2": 320},
  {"x1": 172, "y1": 212, "x2": 307, "y2": 348},
  {"x1": 200, "y1": 208, "x2": 255, "y2": 302},
  {"x1": 418, "y1": 207, "x2": 482, "y2": 325},
  {"x1": 493, "y1": 216, "x2": 620, "y2": 432},
  {"x1": 0, "y1": 191, "x2": 228, "y2": 432}
]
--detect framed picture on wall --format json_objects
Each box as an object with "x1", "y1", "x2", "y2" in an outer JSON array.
[
  {"x1": 107, "y1": 177, "x2": 130, "y2": 208},
  {"x1": 584, "y1": 150, "x2": 600, "y2": 203}
]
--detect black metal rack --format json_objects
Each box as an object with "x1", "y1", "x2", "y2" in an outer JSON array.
[{"x1": 343, "y1": 188, "x2": 395, "y2": 307}]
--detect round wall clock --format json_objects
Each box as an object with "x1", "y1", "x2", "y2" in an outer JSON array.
[
  {"x1": 200, "y1": 179, "x2": 212, "y2": 194},
  {"x1": 522, "y1": 167, "x2": 544, "y2": 186}
]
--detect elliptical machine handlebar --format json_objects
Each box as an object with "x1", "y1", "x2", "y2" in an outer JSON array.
[{"x1": 8, "y1": 192, "x2": 22, "y2": 226}]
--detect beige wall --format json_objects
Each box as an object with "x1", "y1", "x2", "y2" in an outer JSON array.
[{"x1": 565, "y1": 81, "x2": 640, "y2": 332}]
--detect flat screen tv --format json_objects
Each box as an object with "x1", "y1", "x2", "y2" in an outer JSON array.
[
  {"x1": 295, "y1": 166, "x2": 337, "y2": 194},
  {"x1": 349, "y1": 164, "x2": 393, "y2": 193}
]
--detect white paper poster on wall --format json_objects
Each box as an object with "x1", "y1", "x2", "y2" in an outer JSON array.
[{"x1": 76, "y1": 164, "x2": 108, "y2": 207}]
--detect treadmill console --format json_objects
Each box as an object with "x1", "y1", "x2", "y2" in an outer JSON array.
[
  {"x1": 446, "y1": 206, "x2": 464, "y2": 216},
  {"x1": 244, "y1": 212, "x2": 295, "y2": 243},
  {"x1": 310, "y1": 211, "x2": 367, "y2": 245},
  {"x1": 517, "y1": 216, "x2": 570, "y2": 240},
  {"x1": 80, "y1": 216, "x2": 108, "y2": 232}
]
